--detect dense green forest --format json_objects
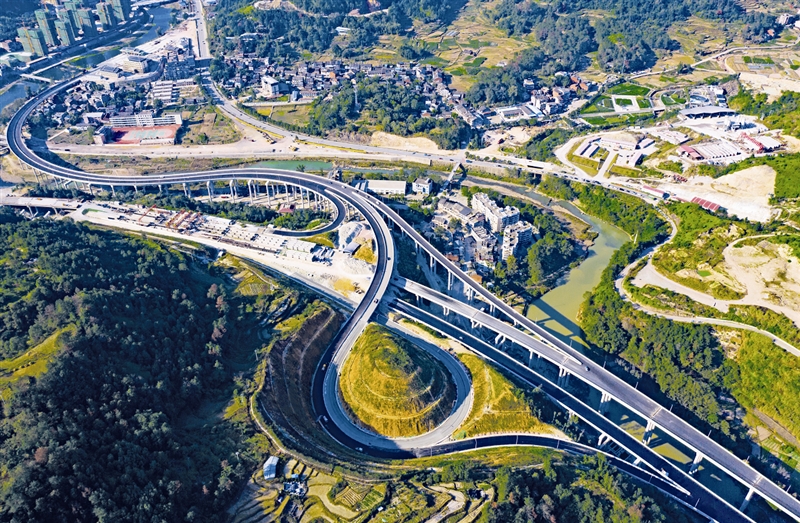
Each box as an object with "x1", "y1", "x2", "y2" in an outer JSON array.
[
  {"x1": 489, "y1": 0, "x2": 777, "y2": 73},
  {"x1": 210, "y1": 0, "x2": 776, "y2": 72},
  {"x1": 0, "y1": 218, "x2": 273, "y2": 522},
  {"x1": 209, "y1": 0, "x2": 466, "y2": 62}
]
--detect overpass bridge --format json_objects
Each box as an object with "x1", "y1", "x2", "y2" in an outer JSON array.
[{"x1": 7, "y1": 72, "x2": 800, "y2": 523}]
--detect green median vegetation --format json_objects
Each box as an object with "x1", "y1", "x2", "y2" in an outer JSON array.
[{"x1": 339, "y1": 324, "x2": 457, "y2": 438}]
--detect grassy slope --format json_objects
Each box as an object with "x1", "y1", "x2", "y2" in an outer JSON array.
[
  {"x1": 454, "y1": 353, "x2": 553, "y2": 438},
  {"x1": 340, "y1": 324, "x2": 456, "y2": 437},
  {"x1": 0, "y1": 327, "x2": 73, "y2": 402}
]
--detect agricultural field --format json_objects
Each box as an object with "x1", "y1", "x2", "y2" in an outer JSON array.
[{"x1": 339, "y1": 324, "x2": 457, "y2": 437}]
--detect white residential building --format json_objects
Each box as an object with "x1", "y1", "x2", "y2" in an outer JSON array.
[
  {"x1": 471, "y1": 192, "x2": 519, "y2": 233},
  {"x1": 501, "y1": 221, "x2": 535, "y2": 261}
]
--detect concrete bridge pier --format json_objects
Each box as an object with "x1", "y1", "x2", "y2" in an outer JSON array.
[
  {"x1": 265, "y1": 182, "x2": 271, "y2": 206},
  {"x1": 599, "y1": 392, "x2": 612, "y2": 415},
  {"x1": 110, "y1": 185, "x2": 116, "y2": 197},
  {"x1": 229, "y1": 180, "x2": 237, "y2": 202},
  {"x1": 557, "y1": 366, "x2": 570, "y2": 388},
  {"x1": 183, "y1": 183, "x2": 189, "y2": 198},
  {"x1": 87, "y1": 184, "x2": 93, "y2": 196},
  {"x1": 158, "y1": 185, "x2": 162, "y2": 194},
  {"x1": 206, "y1": 181, "x2": 214, "y2": 202},
  {"x1": 443, "y1": 306, "x2": 450, "y2": 317},
  {"x1": 133, "y1": 185, "x2": 139, "y2": 194},
  {"x1": 495, "y1": 333, "x2": 506, "y2": 347},
  {"x1": 689, "y1": 452, "x2": 704, "y2": 474},
  {"x1": 429, "y1": 254, "x2": 436, "y2": 270},
  {"x1": 597, "y1": 433, "x2": 610, "y2": 448},
  {"x1": 447, "y1": 271, "x2": 453, "y2": 291},
  {"x1": 740, "y1": 487, "x2": 755, "y2": 512},
  {"x1": 527, "y1": 350, "x2": 540, "y2": 368},
  {"x1": 643, "y1": 420, "x2": 656, "y2": 445}
]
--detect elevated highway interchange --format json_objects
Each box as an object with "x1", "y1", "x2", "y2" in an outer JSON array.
[{"x1": 7, "y1": 74, "x2": 800, "y2": 523}]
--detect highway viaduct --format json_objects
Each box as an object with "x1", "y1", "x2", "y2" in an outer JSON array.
[{"x1": 7, "y1": 72, "x2": 800, "y2": 523}]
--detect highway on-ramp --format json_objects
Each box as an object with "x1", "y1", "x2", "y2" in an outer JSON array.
[{"x1": 8, "y1": 74, "x2": 800, "y2": 522}]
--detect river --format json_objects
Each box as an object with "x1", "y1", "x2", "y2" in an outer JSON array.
[{"x1": 464, "y1": 178, "x2": 630, "y2": 346}]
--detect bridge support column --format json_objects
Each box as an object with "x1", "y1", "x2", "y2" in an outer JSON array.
[
  {"x1": 470, "y1": 319, "x2": 479, "y2": 330},
  {"x1": 465, "y1": 287, "x2": 473, "y2": 303},
  {"x1": 133, "y1": 185, "x2": 139, "y2": 194},
  {"x1": 489, "y1": 303, "x2": 495, "y2": 317},
  {"x1": 87, "y1": 184, "x2": 93, "y2": 196},
  {"x1": 557, "y1": 366, "x2": 570, "y2": 388},
  {"x1": 110, "y1": 185, "x2": 116, "y2": 197},
  {"x1": 206, "y1": 181, "x2": 214, "y2": 202},
  {"x1": 447, "y1": 271, "x2": 453, "y2": 291},
  {"x1": 599, "y1": 392, "x2": 612, "y2": 415},
  {"x1": 740, "y1": 487, "x2": 755, "y2": 512},
  {"x1": 689, "y1": 452, "x2": 704, "y2": 474},
  {"x1": 597, "y1": 433, "x2": 609, "y2": 448},
  {"x1": 158, "y1": 185, "x2": 162, "y2": 194},
  {"x1": 643, "y1": 420, "x2": 656, "y2": 445},
  {"x1": 416, "y1": 295, "x2": 421, "y2": 306},
  {"x1": 633, "y1": 457, "x2": 642, "y2": 466},
  {"x1": 247, "y1": 180, "x2": 254, "y2": 201},
  {"x1": 265, "y1": 182, "x2": 271, "y2": 206},
  {"x1": 443, "y1": 307, "x2": 449, "y2": 317},
  {"x1": 495, "y1": 333, "x2": 505, "y2": 347},
  {"x1": 429, "y1": 254, "x2": 435, "y2": 270},
  {"x1": 183, "y1": 183, "x2": 189, "y2": 198},
  {"x1": 229, "y1": 180, "x2": 237, "y2": 202}
]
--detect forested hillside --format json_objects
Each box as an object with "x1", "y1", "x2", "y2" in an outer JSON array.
[
  {"x1": 0, "y1": 216, "x2": 268, "y2": 522},
  {"x1": 210, "y1": 0, "x2": 778, "y2": 74}
]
